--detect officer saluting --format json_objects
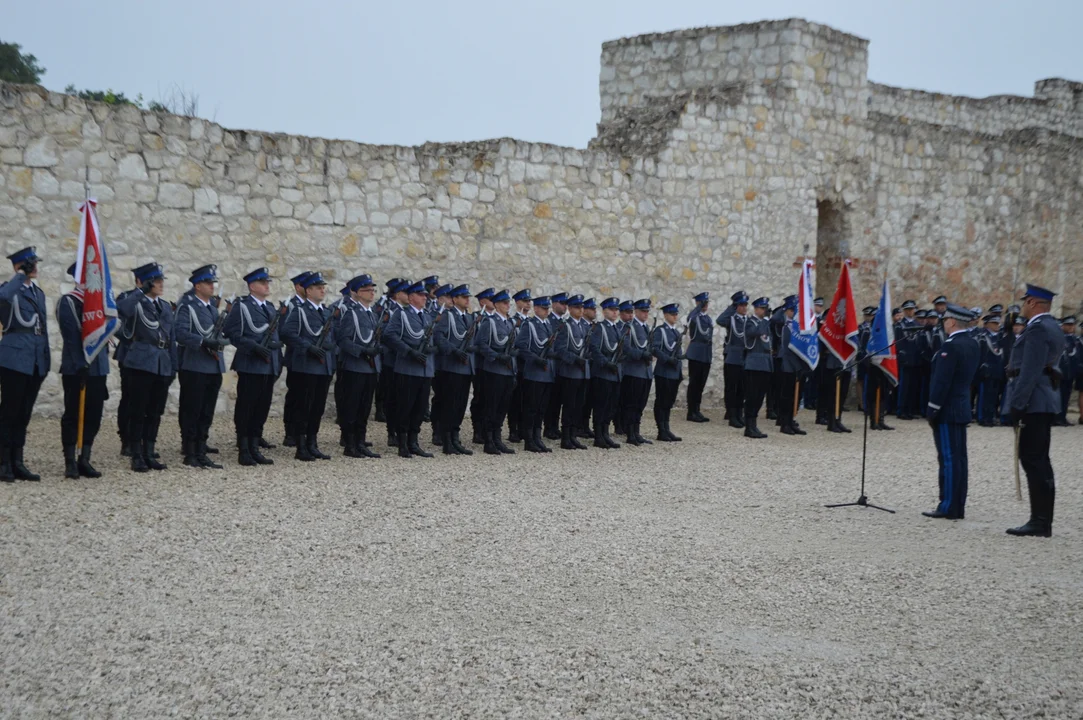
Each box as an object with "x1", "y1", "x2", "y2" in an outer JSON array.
[
  {"x1": 921, "y1": 304, "x2": 980, "y2": 520},
  {"x1": 117, "y1": 262, "x2": 176, "y2": 473},
  {"x1": 57, "y1": 263, "x2": 109, "y2": 479},
  {"x1": 174, "y1": 265, "x2": 228, "y2": 469},
  {"x1": 716, "y1": 291, "x2": 750, "y2": 428},
  {"x1": 0, "y1": 247, "x2": 50, "y2": 482},
  {"x1": 685, "y1": 292, "x2": 712, "y2": 423},
  {"x1": 223, "y1": 267, "x2": 282, "y2": 467},
  {"x1": 1004, "y1": 284, "x2": 1066, "y2": 538}
]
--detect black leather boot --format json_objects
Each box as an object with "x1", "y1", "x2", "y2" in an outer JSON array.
[
  {"x1": 130, "y1": 441, "x2": 150, "y2": 473},
  {"x1": 249, "y1": 438, "x2": 274, "y2": 465},
  {"x1": 283, "y1": 424, "x2": 298, "y2": 447},
  {"x1": 494, "y1": 431, "x2": 515, "y2": 454},
  {"x1": 744, "y1": 421, "x2": 767, "y2": 439},
  {"x1": 533, "y1": 427, "x2": 551, "y2": 453},
  {"x1": 450, "y1": 431, "x2": 472, "y2": 456},
  {"x1": 398, "y1": 434, "x2": 413, "y2": 459},
  {"x1": 344, "y1": 431, "x2": 365, "y2": 458},
  {"x1": 626, "y1": 427, "x2": 642, "y2": 446},
  {"x1": 484, "y1": 431, "x2": 501, "y2": 455},
  {"x1": 593, "y1": 427, "x2": 610, "y2": 449},
  {"x1": 144, "y1": 443, "x2": 167, "y2": 471},
  {"x1": 408, "y1": 433, "x2": 433, "y2": 458},
  {"x1": 472, "y1": 426, "x2": 486, "y2": 445},
  {"x1": 355, "y1": 426, "x2": 380, "y2": 458},
  {"x1": 431, "y1": 422, "x2": 443, "y2": 447},
  {"x1": 728, "y1": 411, "x2": 743, "y2": 429},
  {"x1": 78, "y1": 445, "x2": 102, "y2": 478},
  {"x1": 203, "y1": 437, "x2": 219, "y2": 454},
  {"x1": 339, "y1": 428, "x2": 348, "y2": 447},
  {"x1": 603, "y1": 423, "x2": 621, "y2": 449},
  {"x1": 388, "y1": 429, "x2": 399, "y2": 446},
  {"x1": 182, "y1": 439, "x2": 201, "y2": 468},
  {"x1": 120, "y1": 439, "x2": 132, "y2": 457},
  {"x1": 295, "y1": 435, "x2": 315, "y2": 461},
  {"x1": 569, "y1": 427, "x2": 587, "y2": 450},
  {"x1": 238, "y1": 436, "x2": 258, "y2": 466},
  {"x1": 64, "y1": 445, "x2": 79, "y2": 479},
  {"x1": 523, "y1": 429, "x2": 542, "y2": 453},
  {"x1": 259, "y1": 437, "x2": 276, "y2": 449},
  {"x1": 1007, "y1": 483, "x2": 1053, "y2": 537},
  {"x1": 508, "y1": 422, "x2": 521, "y2": 444},
  {"x1": 560, "y1": 426, "x2": 577, "y2": 450},
  {"x1": 0, "y1": 445, "x2": 13, "y2": 482},
  {"x1": 11, "y1": 447, "x2": 39, "y2": 481},
  {"x1": 309, "y1": 435, "x2": 331, "y2": 460},
  {"x1": 544, "y1": 425, "x2": 561, "y2": 441},
  {"x1": 443, "y1": 431, "x2": 460, "y2": 455},
  {"x1": 664, "y1": 415, "x2": 682, "y2": 442},
  {"x1": 634, "y1": 423, "x2": 652, "y2": 445},
  {"x1": 197, "y1": 440, "x2": 223, "y2": 469}
]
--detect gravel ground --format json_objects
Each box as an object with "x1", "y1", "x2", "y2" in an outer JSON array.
[{"x1": 2, "y1": 410, "x2": 1081, "y2": 719}]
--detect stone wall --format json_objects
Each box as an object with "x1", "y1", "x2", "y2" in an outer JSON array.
[{"x1": 1, "y1": 17, "x2": 1081, "y2": 418}]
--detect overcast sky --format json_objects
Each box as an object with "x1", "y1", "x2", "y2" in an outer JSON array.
[{"x1": 6, "y1": 0, "x2": 1081, "y2": 148}]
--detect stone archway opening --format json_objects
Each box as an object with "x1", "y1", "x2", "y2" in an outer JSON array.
[{"x1": 815, "y1": 199, "x2": 850, "y2": 299}]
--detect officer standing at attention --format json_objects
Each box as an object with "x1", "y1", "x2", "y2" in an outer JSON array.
[
  {"x1": 507, "y1": 288, "x2": 532, "y2": 443},
  {"x1": 922, "y1": 304, "x2": 980, "y2": 520},
  {"x1": 174, "y1": 265, "x2": 229, "y2": 469},
  {"x1": 1054, "y1": 316, "x2": 1079, "y2": 426},
  {"x1": 777, "y1": 297, "x2": 807, "y2": 436},
  {"x1": 0, "y1": 248, "x2": 49, "y2": 482},
  {"x1": 384, "y1": 280, "x2": 438, "y2": 459},
  {"x1": 552, "y1": 294, "x2": 590, "y2": 450},
  {"x1": 514, "y1": 295, "x2": 556, "y2": 453},
  {"x1": 895, "y1": 300, "x2": 921, "y2": 419},
  {"x1": 716, "y1": 291, "x2": 750, "y2": 428},
  {"x1": 281, "y1": 271, "x2": 312, "y2": 447},
  {"x1": 334, "y1": 274, "x2": 383, "y2": 459},
  {"x1": 685, "y1": 292, "x2": 713, "y2": 423},
  {"x1": 856, "y1": 306, "x2": 875, "y2": 413},
  {"x1": 612, "y1": 299, "x2": 634, "y2": 435},
  {"x1": 578, "y1": 297, "x2": 598, "y2": 438},
  {"x1": 117, "y1": 263, "x2": 176, "y2": 473},
  {"x1": 434, "y1": 284, "x2": 475, "y2": 455},
  {"x1": 473, "y1": 290, "x2": 518, "y2": 455},
  {"x1": 223, "y1": 267, "x2": 281, "y2": 467},
  {"x1": 587, "y1": 297, "x2": 623, "y2": 449},
  {"x1": 543, "y1": 292, "x2": 570, "y2": 441},
  {"x1": 469, "y1": 287, "x2": 495, "y2": 444},
  {"x1": 56, "y1": 263, "x2": 108, "y2": 479},
  {"x1": 427, "y1": 284, "x2": 452, "y2": 447},
  {"x1": 741, "y1": 297, "x2": 774, "y2": 439},
  {"x1": 651, "y1": 302, "x2": 684, "y2": 442},
  {"x1": 620, "y1": 298, "x2": 655, "y2": 446},
  {"x1": 1004, "y1": 284, "x2": 1065, "y2": 537},
  {"x1": 281, "y1": 272, "x2": 335, "y2": 462},
  {"x1": 975, "y1": 313, "x2": 1006, "y2": 426}
]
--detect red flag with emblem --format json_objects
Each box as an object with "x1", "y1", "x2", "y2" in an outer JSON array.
[
  {"x1": 75, "y1": 200, "x2": 119, "y2": 363},
  {"x1": 819, "y1": 261, "x2": 859, "y2": 365}
]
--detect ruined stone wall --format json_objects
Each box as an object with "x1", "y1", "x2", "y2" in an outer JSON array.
[{"x1": 1, "y1": 18, "x2": 1080, "y2": 418}]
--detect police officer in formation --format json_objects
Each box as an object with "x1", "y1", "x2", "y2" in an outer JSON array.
[
  {"x1": 1003, "y1": 285, "x2": 1065, "y2": 538},
  {"x1": 434, "y1": 284, "x2": 476, "y2": 455},
  {"x1": 716, "y1": 291, "x2": 750, "y2": 428},
  {"x1": 1055, "y1": 316, "x2": 1080, "y2": 426},
  {"x1": 281, "y1": 272, "x2": 335, "y2": 461},
  {"x1": 651, "y1": 303, "x2": 684, "y2": 442},
  {"x1": 117, "y1": 263, "x2": 175, "y2": 473},
  {"x1": 0, "y1": 247, "x2": 50, "y2": 481},
  {"x1": 741, "y1": 298, "x2": 774, "y2": 439},
  {"x1": 684, "y1": 292, "x2": 712, "y2": 423},
  {"x1": 587, "y1": 297, "x2": 623, "y2": 449},
  {"x1": 333, "y1": 274, "x2": 382, "y2": 459},
  {"x1": 223, "y1": 267, "x2": 281, "y2": 466},
  {"x1": 514, "y1": 295, "x2": 556, "y2": 453},
  {"x1": 174, "y1": 265, "x2": 228, "y2": 469},
  {"x1": 383, "y1": 280, "x2": 437, "y2": 459},
  {"x1": 57, "y1": 262, "x2": 108, "y2": 479},
  {"x1": 922, "y1": 303, "x2": 980, "y2": 520}
]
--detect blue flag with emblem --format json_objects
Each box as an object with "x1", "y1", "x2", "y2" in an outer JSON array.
[{"x1": 788, "y1": 318, "x2": 819, "y2": 370}]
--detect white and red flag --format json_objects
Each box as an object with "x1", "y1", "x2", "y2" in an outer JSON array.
[
  {"x1": 74, "y1": 200, "x2": 119, "y2": 362},
  {"x1": 797, "y1": 258, "x2": 817, "y2": 333},
  {"x1": 819, "y1": 261, "x2": 859, "y2": 365}
]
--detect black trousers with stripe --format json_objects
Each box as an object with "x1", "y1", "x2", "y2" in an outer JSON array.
[{"x1": 932, "y1": 421, "x2": 968, "y2": 517}]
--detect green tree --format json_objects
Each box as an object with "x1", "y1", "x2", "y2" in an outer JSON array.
[
  {"x1": 0, "y1": 41, "x2": 46, "y2": 84},
  {"x1": 63, "y1": 84, "x2": 143, "y2": 108}
]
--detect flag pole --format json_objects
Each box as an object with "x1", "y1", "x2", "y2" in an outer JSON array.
[{"x1": 76, "y1": 166, "x2": 89, "y2": 452}]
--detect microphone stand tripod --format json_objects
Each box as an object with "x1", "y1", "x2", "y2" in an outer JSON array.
[{"x1": 823, "y1": 327, "x2": 923, "y2": 514}]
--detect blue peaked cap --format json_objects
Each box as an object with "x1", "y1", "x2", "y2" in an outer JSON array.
[{"x1": 1022, "y1": 284, "x2": 1056, "y2": 302}]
